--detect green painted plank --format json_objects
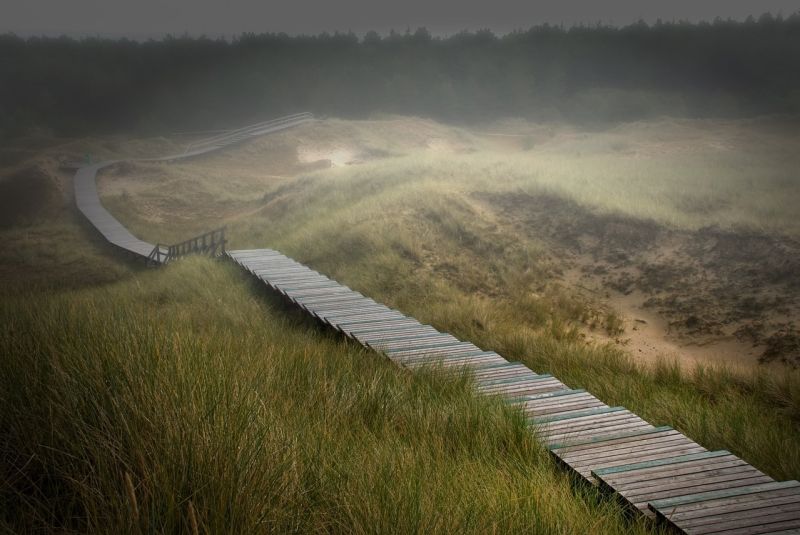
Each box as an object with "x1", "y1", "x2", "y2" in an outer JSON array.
[
  {"x1": 648, "y1": 480, "x2": 800, "y2": 509},
  {"x1": 592, "y1": 450, "x2": 731, "y2": 477},
  {"x1": 531, "y1": 406, "x2": 625, "y2": 425},
  {"x1": 549, "y1": 426, "x2": 674, "y2": 451}
]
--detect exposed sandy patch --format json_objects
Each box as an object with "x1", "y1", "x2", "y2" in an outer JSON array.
[
  {"x1": 298, "y1": 146, "x2": 357, "y2": 167},
  {"x1": 477, "y1": 190, "x2": 800, "y2": 368},
  {"x1": 577, "y1": 283, "x2": 765, "y2": 370}
]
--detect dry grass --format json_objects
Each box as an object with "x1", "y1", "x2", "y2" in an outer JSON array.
[
  {"x1": 2, "y1": 115, "x2": 799, "y2": 532},
  {"x1": 0, "y1": 258, "x2": 661, "y2": 534}
]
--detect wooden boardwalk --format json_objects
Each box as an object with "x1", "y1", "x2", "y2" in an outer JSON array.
[
  {"x1": 73, "y1": 114, "x2": 800, "y2": 534},
  {"x1": 73, "y1": 113, "x2": 313, "y2": 263},
  {"x1": 229, "y1": 248, "x2": 800, "y2": 535}
]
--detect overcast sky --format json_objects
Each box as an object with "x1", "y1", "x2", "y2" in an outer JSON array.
[{"x1": 2, "y1": 0, "x2": 797, "y2": 38}]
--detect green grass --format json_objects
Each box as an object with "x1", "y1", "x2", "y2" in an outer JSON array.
[
  {"x1": 3, "y1": 115, "x2": 800, "y2": 532},
  {"x1": 105, "y1": 116, "x2": 800, "y2": 240},
  {"x1": 0, "y1": 258, "x2": 661, "y2": 533}
]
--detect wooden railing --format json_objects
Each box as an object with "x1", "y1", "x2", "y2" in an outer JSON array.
[
  {"x1": 147, "y1": 227, "x2": 227, "y2": 266},
  {"x1": 183, "y1": 112, "x2": 314, "y2": 154}
]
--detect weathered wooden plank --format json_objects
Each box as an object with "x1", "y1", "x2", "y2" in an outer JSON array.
[
  {"x1": 481, "y1": 379, "x2": 568, "y2": 396},
  {"x1": 573, "y1": 444, "x2": 708, "y2": 475},
  {"x1": 279, "y1": 281, "x2": 344, "y2": 291},
  {"x1": 251, "y1": 266, "x2": 309, "y2": 275},
  {"x1": 482, "y1": 378, "x2": 566, "y2": 394},
  {"x1": 549, "y1": 426, "x2": 675, "y2": 452},
  {"x1": 524, "y1": 400, "x2": 608, "y2": 418},
  {"x1": 559, "y1": 435, "x2": 700, "y2": 468},
  {"x1": 533, "y1": 406, "x2": 626, "y2": 425},
  {"x1": 611, "y1": 461, "x2": 760, "y2": 493},
  {"x1": 541, "y1": 419, "x2": 651, "y2": 441},
  {"x1": 319, "y1": 310, "x2": 401, "y2": 322},
  {"x1": 308, "y1": 302, "x2": 386, "y2": 315},
  {"x1": 477, "y1": 373, "x2": 551, "y2": 388},
  {"x1": 542, "y1": 420, "x2": 656, "y2": 446},
  {"x1": 253, "y1": 270, "x2": 324, "y2": 279},
  {"x1": 650, "y1": 481, "x2": 800, "y2": 510},
  {"x1": 516, "y1": 392, "x2": 598, "y2": 409},
  {"x1": 404, "y1": 352, "x2": 508, "y2": 369},
  {"x1": 341, "y1": 325, "x2": 424, "y2": 337},
  {"x1": 618, "y1": 464, "x2": 761, "y2": 495},
  {"x1": 408, "y1": 356, "x2": 508, "y2": 370},
  {"x1": 387, "y1": 343, "x2": 481, "y2": 358},
  {"x1": 300, "y1": 299, "x2": 375, "y2": 313},
  {"x1": 304, "y1": 301, "x2": 375, "y2": 312},
  {"x1": 294, "y1": 293, "x2": 368, "y2": 305},
  {"x1": 367, "y1": 335, "x2": 457, "y2": 350},
  {"x1": 594, "y1": 451, "x2": 734, "y2": 478},
  {"x1": 688, "y1": 512, "x2": 800, "y2": 534},
  {"x1": 626, "y1": 474, "x2": 775, "y2": 510},
  {"x1": 346, "y1": 322, "x2": 430, "y2": 336},
  {"x1": 384, "y1": 341, "x2": 476, "y2": 356},
  {"x1": 228, "y1": 247, "x2": 796, "y2": 531},
  {"x1": 392, "y1": 349, "x2": 491, "y2": 366},
  {"x1": 562, "y1": 430, "x2": 691, "y2": 462},
  {"x1": 282, "y1": 286, "x2": 354, "y2": 298},
  {"x1": 470, "y1": 364, "x2": 538, "y2": 382},
  {"x1": 356, "y1": 329, "x2": 441, "y2": 344},
  {"x1": 665, "y1": 494, "x2": 800, "y2": 523},
  {"x1": 251, "y1": 268, "x2": 311, "y2": 276}
]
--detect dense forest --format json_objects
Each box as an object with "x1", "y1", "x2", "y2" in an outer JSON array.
[{"x1": 2, "y1": 12, "x2": 799, "y2": 138}]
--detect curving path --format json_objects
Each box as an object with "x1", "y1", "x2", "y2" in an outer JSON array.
[
  {"x1": 74, "y1": 112, "x2": 313, "y2": 262},
  {"x1": 74, "y1": 114, "x2": 800, "y2": 535}
]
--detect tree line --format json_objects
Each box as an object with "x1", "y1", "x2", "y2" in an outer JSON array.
[{"x1": 1, "y1": 12, "x2": 799, "y2": 139}]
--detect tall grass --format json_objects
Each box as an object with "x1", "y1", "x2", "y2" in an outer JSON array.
[
  {"x1": 99, "y1": 116, "x2": 800, "y2": 481},
  {"x1": 0, "y1": 258, "x2": 660, "y2": 533},
  {"x1": 4, "y1": 116, "x2": 799, "y2": 531}
]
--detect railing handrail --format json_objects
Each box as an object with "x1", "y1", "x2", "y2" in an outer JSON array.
[
  {"x1": 147, "y1": 227, "x2": 226, "y2": 266},
  {"x1": 184, "y1": 112, "x2": 313, "y2": 153},
  {"x1": 187, "y1": 114, "x2": 311, "y2": 151}
]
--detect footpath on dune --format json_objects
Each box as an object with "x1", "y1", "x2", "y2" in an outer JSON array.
[{"x1": 66, "y1": 114, "x2": 800, "y2": 535}]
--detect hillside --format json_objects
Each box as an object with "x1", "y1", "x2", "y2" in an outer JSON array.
[
  {"x1": 1, "y1": 116, "x2": 799, "y2": 532},
  {"x1": 100, "y1": 116, "x2": 800, "y2": 367}
]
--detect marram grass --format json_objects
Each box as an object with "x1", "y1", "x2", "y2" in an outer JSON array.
[{"x1": 0, "y1": 258, "x2": 662, "y2": 534}]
